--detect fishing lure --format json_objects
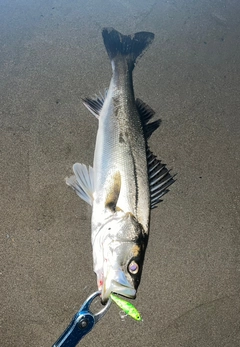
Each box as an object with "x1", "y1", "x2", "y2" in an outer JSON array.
[{"x1": 110, "y1": 293, "x2": 142, "y2": 321}]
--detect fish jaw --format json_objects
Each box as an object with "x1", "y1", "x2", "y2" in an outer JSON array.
[
  {"x1": 101, "y1": 266, "x2": 136, "y2": 303},
  {"x1": 93, "y1": 236, "x2": 137, "y2": 303},
  {"x1": 92, "y1": 211, "x2": 148, "y2": 303}
]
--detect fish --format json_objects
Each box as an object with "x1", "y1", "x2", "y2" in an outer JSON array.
[{"x1": 66, "y1": 27, "x2": 175, "y2": 303}]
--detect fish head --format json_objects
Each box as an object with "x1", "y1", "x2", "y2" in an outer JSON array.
[{"x1": 93, "y1": 211, "x2": 148, "y2": 304}]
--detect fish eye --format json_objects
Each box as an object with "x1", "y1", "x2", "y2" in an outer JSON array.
[{"x1": 128, "y1": 261, "x2": 139, "y2": 274}]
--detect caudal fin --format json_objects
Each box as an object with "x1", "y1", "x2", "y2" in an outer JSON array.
[{"x1": 102, "y1": 27, "x2": 154, "y2": 70}]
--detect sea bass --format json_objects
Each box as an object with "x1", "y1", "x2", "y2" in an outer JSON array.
[{"x1": 66, "y1": 28, "x2": 174, "y2": 303}]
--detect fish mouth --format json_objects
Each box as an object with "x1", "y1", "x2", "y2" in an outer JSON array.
[{"x1": 101, "y1": 268, "x2": 136, "y2": 304}]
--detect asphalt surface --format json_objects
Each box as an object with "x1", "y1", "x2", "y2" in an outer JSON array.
[{"x1": 1, "y1": 0, "x2": 240, "y2": 346}]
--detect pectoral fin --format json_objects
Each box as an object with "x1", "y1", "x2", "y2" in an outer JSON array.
[
  {"x1": 66, "y1": 163, "x2": 94, "y2": 206},
  {"x1": 105, "y1": 171, "x2": 121, "y2": 212}
]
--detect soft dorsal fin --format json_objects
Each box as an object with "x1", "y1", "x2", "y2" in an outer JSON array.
[
  {"x1": 65, "y1": 163, "x2": 94, "y2": 206},
  {"x1": 82, "y1": 90, "x2": 108, "y2": 118},
  {"x1": 147, "y1": 149, "x2": 175, "y2": 209},
  {"x1": 136, "y1": 98, "x2": 161, "y2": 139},
  {"x1": 136, "y1": 98, "x2": 155, "y2": 123}
]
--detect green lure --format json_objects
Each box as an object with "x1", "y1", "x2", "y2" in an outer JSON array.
[{"x1": 110, "y1": 293, "x2": 142, "y2": 321}]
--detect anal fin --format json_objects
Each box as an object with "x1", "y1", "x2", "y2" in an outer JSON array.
[
  {"x1": 66, "y1": 163, "x2": 94, "y2": 206},
  {"x1": 82, "y1": 90, "x2": 108, "y2": 118}
]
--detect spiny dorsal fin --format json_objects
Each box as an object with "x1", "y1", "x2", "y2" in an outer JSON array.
[
  {"x1": 136, "y1": 98, "x2": 161, "y2": 139},
  {"x1": 147, "y1": 149, "x2": 175, "y2": 209},
  {"x1": 65, "y1": 163, "x2": 94, "y2": 206},
  {"x1": 82, "y1": 90, "x2": 108, "y2": 118}
]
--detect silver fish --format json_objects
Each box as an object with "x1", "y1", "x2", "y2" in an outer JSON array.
[{"x1": 66, "y1": 28, "x2": 174, "y2": 303}]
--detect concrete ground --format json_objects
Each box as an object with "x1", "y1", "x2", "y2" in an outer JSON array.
[{"x1": 1, "y1": 0, "x2": 239, "y2": 346}]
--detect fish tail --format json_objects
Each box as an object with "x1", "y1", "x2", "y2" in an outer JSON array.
[{"x1": 102, "y1": 27, "x2": 154, "y2": 70}]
